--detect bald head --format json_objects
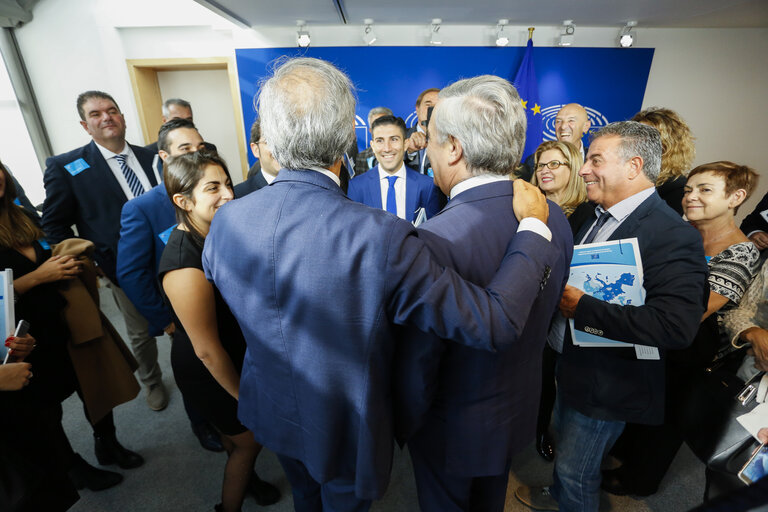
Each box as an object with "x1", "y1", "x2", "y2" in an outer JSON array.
[{"x1": 555, "y1": 103, "x2": 591, "y2": 148}]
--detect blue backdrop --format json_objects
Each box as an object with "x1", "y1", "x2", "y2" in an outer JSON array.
[{"x1": 235, "y1": 46, "x2": 655, "y2": 166}]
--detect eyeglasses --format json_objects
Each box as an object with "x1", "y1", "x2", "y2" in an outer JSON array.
[{"x1": 536, "y1": 160, "x2": 570, "y2": 170}]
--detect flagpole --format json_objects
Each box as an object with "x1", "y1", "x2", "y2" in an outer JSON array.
[{"x1": 528, "y1": 27, "x2": 534, "y2": 40}]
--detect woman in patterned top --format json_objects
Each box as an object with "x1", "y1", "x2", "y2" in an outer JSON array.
[{"x1": 603, "y1": 161, "x2": 761, "y2": 497}]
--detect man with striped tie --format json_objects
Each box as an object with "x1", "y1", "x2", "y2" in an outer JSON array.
[{"x1": 42, "y1": 91, "x2": 161, "y2": 471}]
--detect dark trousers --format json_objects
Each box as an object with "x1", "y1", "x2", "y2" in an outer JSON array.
[
  {"x1": 409, "y1": 441, "x2": 510, "y2": 512},
  {"x1": 537, "y1": 345, "x2": 558, "y2": 437},
  {"x1": 277, "y1": 455, "x2": 372, "y2": 512}
]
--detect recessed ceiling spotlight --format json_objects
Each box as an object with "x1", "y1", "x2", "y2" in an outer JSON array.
[
  {"x1": 296, "y1": 20, "x2": 310, "y2": 48},
  {"x1": 558, "y1": 20, "x2": 575, "y2": 47},
  {"x1": 363, "y1": 18, "x2": 377, "y2": 45},
  {"x1": 618, "y1": 21, "x2": 637, "y2": 48},
  {"x1": 496, "y1": 19, "x2": 509, "y2": 47},
  {"x1": 430, "y1": 18, "x2": 442, "y2": 45}
]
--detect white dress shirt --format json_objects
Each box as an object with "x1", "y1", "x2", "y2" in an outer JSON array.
[
  {"x1": 579, "y1": 186, "x2": 656, "y2": 244},
  {"x1": 378, "y1": 163, "x2": 407, "y2": 220},
  {"x1": 94, "y1": 142, "x2": 152, "y2": 200},
  {"x1": 262, "y1": 169, "x2": 277, "y2": 184},
  {"x1": 450, "y1": 174, "x2": 552, "y2": 241}
]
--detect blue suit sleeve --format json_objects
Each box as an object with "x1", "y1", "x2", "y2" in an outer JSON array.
[
  {"x1": 424, "y1": 184, "x2": 444, "y2": 219},
  {"x1": 41, "y1": 158, "x2": 76, "y2": 244},
  {"x1": 346, "y1": 175, "x2": 364, "y2": 203},
  {"x1": 386, "y1": 221, "x2": 556, "y2": 352},
  {"x1": 117, "y1": 199, "x2": 171, "y2": 336}
]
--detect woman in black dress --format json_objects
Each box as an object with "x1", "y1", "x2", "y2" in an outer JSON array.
[
  {"x1": 159, "y1": 150, "x2": 278, "y2": 512},
  {"x1": 0, "y1": 161, "x2": 115, "y2": 511}
]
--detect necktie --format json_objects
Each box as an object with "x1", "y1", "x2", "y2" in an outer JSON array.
[
  {"x1": 582, "y1": 210, "x2": 613, "y2": 244},
  {"x1": 419, "y1": 149, "x2": 427, "y2": 174},
  {"x1": 115, "y1": 154, "x2": 145, "y2": 198},
  {"x1": 386, "y1": 176, "x2": 398, "y2": 215}
]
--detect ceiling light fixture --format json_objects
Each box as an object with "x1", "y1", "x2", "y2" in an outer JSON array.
[
  {"x1": 430, "y1": 18, "x2": 442, "y2": 45},
  {"x1": 495, "y1": 19, "x2": 509, "y2": 47},
  {"x1": 618, "y1": 21, "x2": 637, "y2": 48},
  {"x1": 363, "y1": 18, "x2": 377, "y2": 45},
  {"x1": 296, "y1": 20, "x2": 311, "y2": 48},
  {"x1": 558, "y1": 20, "x2": 575, "y2": 47}
]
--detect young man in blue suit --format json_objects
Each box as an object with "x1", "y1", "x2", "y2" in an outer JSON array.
[
  {"x1": 516, "y1": 122, "x2": 708, "y2": 512},
  {"x1": 42, "y1": 90, "x2": 158, "y2": 471},
  {"x1": 203, "y1": 57, "x2": 560, "y2": 512},
  {"x1": 347, "y1": 115, "x2": 443, "y2": 222},
  {"x1": 394, "y1": 75, "x2": 573, "y2": 512}
]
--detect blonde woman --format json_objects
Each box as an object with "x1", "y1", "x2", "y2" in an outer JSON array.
[
  {"x1": 531, "y1": 140, "x2": 594, "y2": 234},
  {"x1": 632, "y1": 107, "x2": 696, "y2": 215}
]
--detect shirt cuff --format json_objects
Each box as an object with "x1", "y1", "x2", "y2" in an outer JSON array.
[
  {"x1": 746, "y1": 230, "x2": 766, "y2": 238},
  {"x1": 518, "y1": 217, "x2": 552, "y2": 242}
]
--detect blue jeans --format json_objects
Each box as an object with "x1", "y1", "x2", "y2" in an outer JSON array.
[{"x1": 550, "y1": 396, "x2": 625, "y2": 512}]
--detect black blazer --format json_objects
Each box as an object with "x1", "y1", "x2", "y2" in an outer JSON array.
[
  {"x1": 42, "y1": 140, "x2": 158, "y2": 282},
  {"x1": 234, "y1": 169, "x2": 268, "y2": 198},
  {"x1": 656, "y1": 175, "x2": 686, "y2": 216},
  {"x1": 558, "y1": 192, "x2": 708, "y2": 425},
  {"x1": 741, "y1": 191, "x2": 768, "y2": 236}
]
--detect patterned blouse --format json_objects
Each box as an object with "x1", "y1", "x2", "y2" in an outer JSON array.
[{"x1": 708, "y1": 241, "x2": 761, "y2": 313}]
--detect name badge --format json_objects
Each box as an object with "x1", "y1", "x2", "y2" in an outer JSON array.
[
  {"x1": 13, "y1": 198, "x2": 21, "y2": 206},
  {"x1": 38, "y1": 239, "x2": 50, "y2": 250},
  {"x1": 158, "y1": 224, "x2": 177, "y2": 245},
  {"x1": 64, "y1": 158, "x2": 90, "y2": 176}
]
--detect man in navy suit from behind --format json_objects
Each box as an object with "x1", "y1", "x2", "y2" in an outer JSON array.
[
  {"x1": 347, "y1": 115, "x2": 442, "y2": 222},
  {"x1": 203, "y1": 57, "x2": 560, "y2": 512},
  {"x1": 42, "y1": 90, "x2": 157, "y2": 470},
  {"x1": 396, "y1": 76, "x2": 573, "y2": 512}
]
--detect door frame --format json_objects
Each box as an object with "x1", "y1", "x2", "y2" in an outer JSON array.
[{"x1": 126, "y1": 57, "x2": 248, "y2": 180}]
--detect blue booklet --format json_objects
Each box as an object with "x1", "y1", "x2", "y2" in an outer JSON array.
[{"x1": 568, "y1": 238, "x2": 647, "y2": 349}]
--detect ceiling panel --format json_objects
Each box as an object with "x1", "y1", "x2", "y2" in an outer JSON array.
[{"x1": 194, "y1": 0, "x2": 768, "y2": 28}]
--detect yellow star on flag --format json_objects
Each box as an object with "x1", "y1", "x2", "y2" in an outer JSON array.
[
  {"x1": 532, "y1": 103, "x2": 541, "y2": 115},
  {"x1": 521, "y1": 99, "x2": 528, "y2": 110}
]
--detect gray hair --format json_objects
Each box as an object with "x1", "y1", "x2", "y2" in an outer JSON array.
[
  {"x1": 431, "y1": 75, "x2": 526, "y2": 176},
  {"x1": 367, "y1": 106, "x2": 393, "y2": 127},
  {"x1": 592, "y1": 121, "x2": 662, "y2": 182},
  {"x1": 257, "y1": 57, "x2": 356, "y2": 170},
  {"x1": 162, "y1": 98, "x2": 192, "y2": 118}
]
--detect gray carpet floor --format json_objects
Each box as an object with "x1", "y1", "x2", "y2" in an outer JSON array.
[{"x1": 61, "y1": 286, "x2": 708, "y2": 511}]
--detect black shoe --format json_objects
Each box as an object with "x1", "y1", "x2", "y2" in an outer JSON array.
[
  {"x1": 191, "y1": 421, "x2": 225, "y2": 452},
  {"x1": 600, "y1": 468, "x2": 657, "y2": 497},
  {"x1": 249, "y1": 473, "x2": 281, "y2": 506},
  {"x1": 94, "y1": 434, "x2": 144, "y2": 469},
  {"x1": 68, "y1": 453, "x2": 123, "y2": 491},
  {"x1": 536, "y1": 432, "x2": 555, "y2": 462}
]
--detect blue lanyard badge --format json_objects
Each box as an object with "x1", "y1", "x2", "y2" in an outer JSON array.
[
  {"x1": 158, "y1": 224, "x2": 177, "y2": 245},
  {"x1": 13, "y1": 198, "x2": 21, "y2": 206},
  {"x1": 64, "y1": 158, "x2": 90, "y2": 176},
  {"x1": 38, "y1": 239, "x2": 50, "y2": 250}
]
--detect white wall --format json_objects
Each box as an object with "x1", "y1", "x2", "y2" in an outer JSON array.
[
  {"x1": 157, "y1": 69, "x2": 243, "y2": 184},
  {"x1": 10, "y1": 0, "x2": 768, "y2": 219}
]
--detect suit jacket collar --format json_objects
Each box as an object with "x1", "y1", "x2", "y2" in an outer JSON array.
[
  {"x1": 85, "y1": 140, "x2": 127, "y2": 200},
  {"x1": 436, "y1": 180, "x2": 514, "y2": 217},
  {"x1": 274, "y1": 169, "x2": 345, "y2": 197},
  {"x1": 574, "y1": 191, "x2": 662, "y2": 242}
]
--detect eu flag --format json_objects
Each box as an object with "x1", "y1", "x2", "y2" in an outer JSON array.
[{"x1": 513, "y1": 38, "x2": 542, "y2": 161}]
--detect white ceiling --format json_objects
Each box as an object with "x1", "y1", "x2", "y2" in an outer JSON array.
[{"x1": 194, "y1": 0, "x2": 768, "y2": 28}]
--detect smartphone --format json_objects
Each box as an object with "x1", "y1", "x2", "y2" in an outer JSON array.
[
  {"x1": 2, "y1": 319, "x2": 30, "y2": 364},
  {"x1": 739, "y1": 442, "x2": 768, "y2": 485}
]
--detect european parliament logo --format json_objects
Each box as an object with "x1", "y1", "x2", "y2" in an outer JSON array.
[
  {"x1": 355, "y1": 115, "x2": 369, "y2": 144},
  {"x1": 404, "y1": 111, "x2": 419, "y2": 129},
  {"x1": 540, "y1": 104, "x2": 610, "y2": 141}
]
